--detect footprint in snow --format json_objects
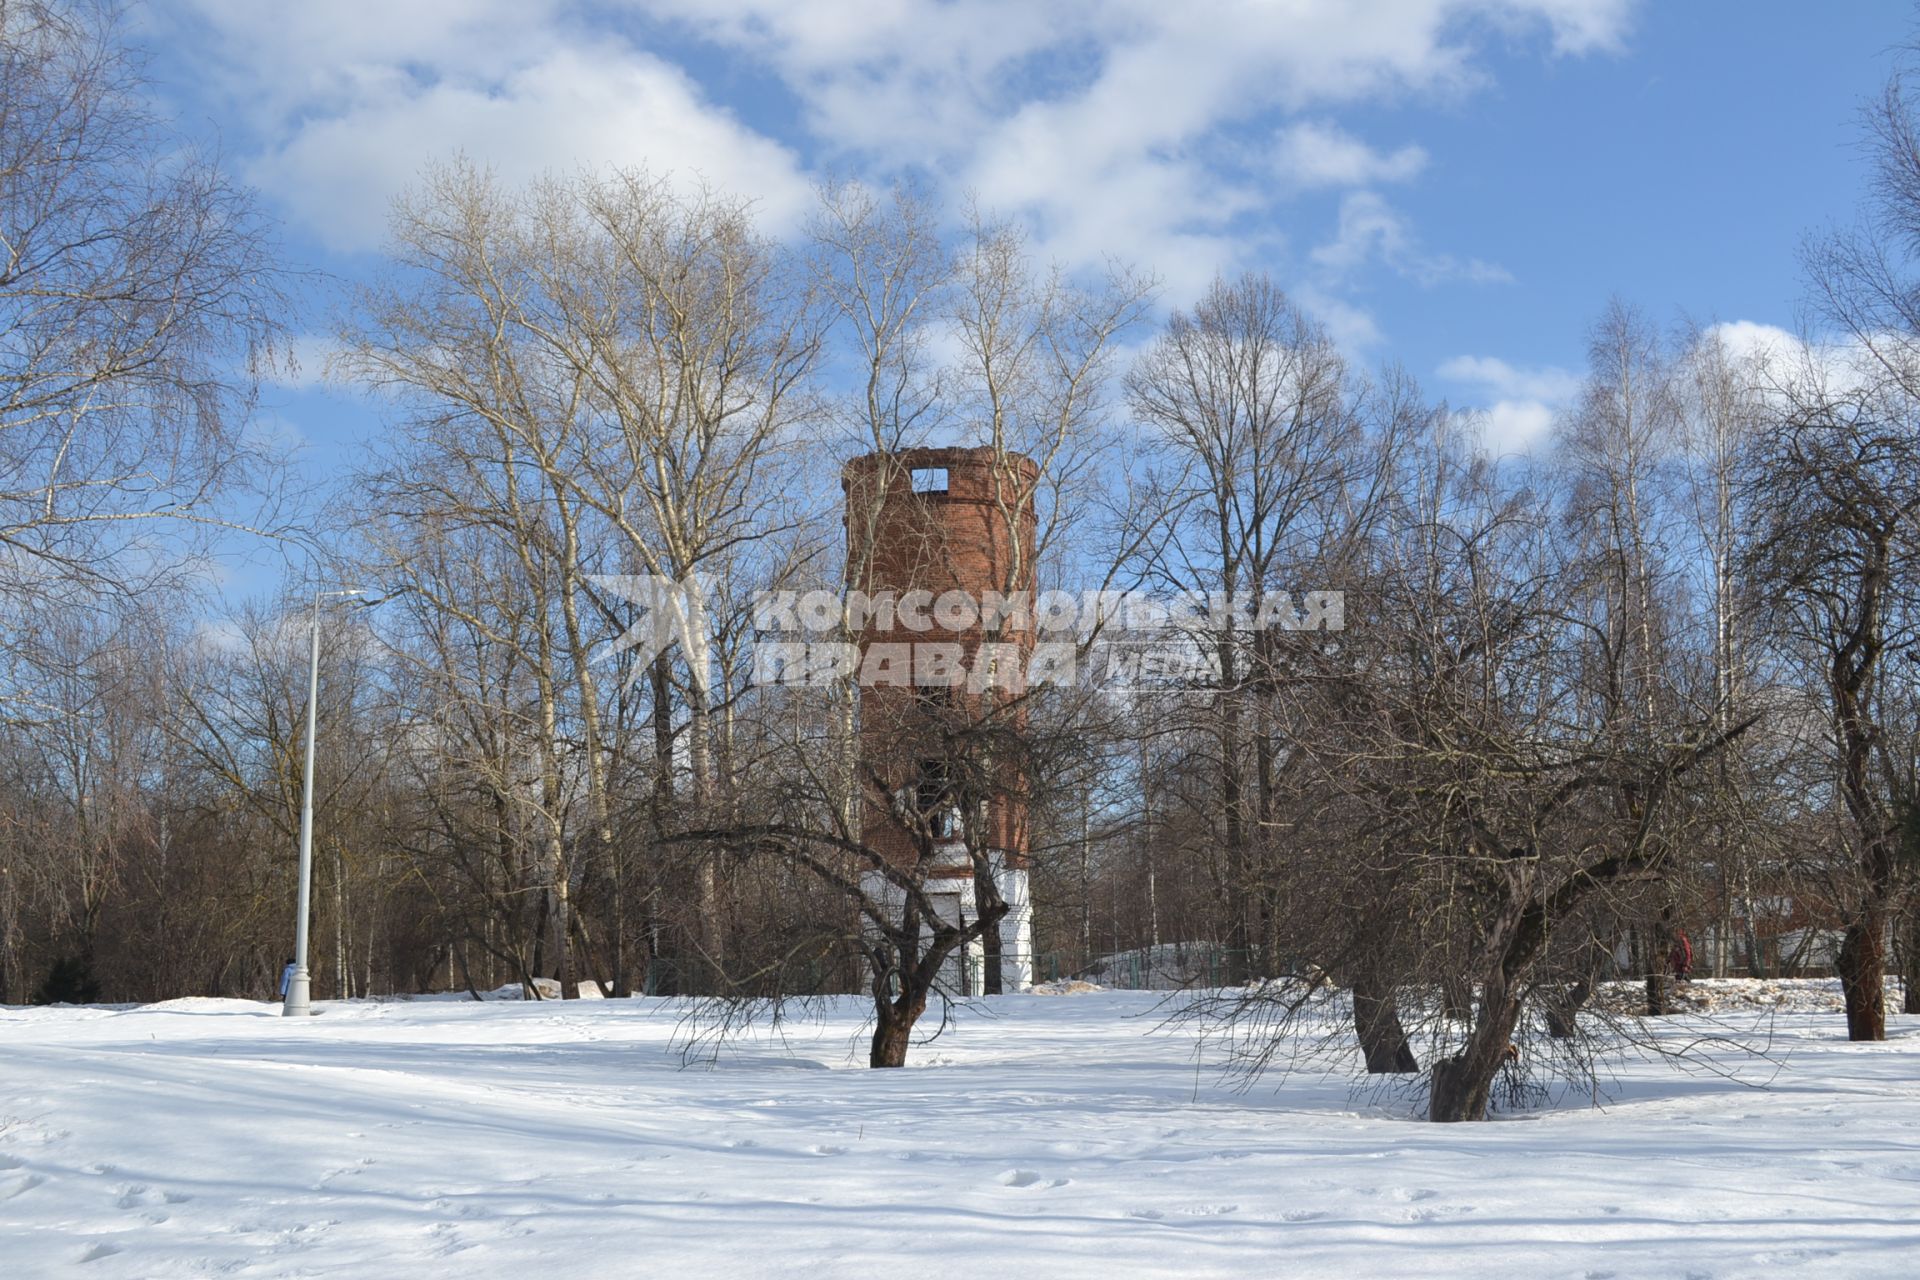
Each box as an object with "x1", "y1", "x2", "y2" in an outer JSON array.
[
  {"x1": 1404, "y1": 1205, "x2": 1470, "y2": 1223},
  {"x1": 76, "y1": 1242, "x2": 122, "y2": 1264},
  {"x1": 1, "y1": 1172, "x2": 46, "y2": 1200},
  {"x1": 1753, "y1": 1249, "x2": 1836, "y2": 1266},
  {"x1": 809, "y1": 1144, "x2": 848, "y2": 1156},
  {"x1": 997, "y1": 1169, "x2": 1068, "y2": 1189},
  {"x1": 315, "y1": 1157, "x2": 375, "y2": 1188},
  {"x1": 1281, "y1": 1209, "x2": 1325, "y2": 1222}
]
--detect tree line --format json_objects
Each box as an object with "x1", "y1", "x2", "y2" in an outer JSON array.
[{"x1": 5, "y1": 1, "x2": 1920, "y2": 1121}]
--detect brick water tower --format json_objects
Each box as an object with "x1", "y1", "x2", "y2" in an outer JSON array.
[{"x1": 841, "y1": 446, "x2": 1037, "y2": 993}]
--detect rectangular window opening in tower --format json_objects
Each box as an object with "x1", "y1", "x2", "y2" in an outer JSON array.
[{"x1": 911, "y1": 466, "x2": 949, "y2": 494}]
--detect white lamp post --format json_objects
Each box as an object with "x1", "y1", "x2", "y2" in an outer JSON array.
[{"x1": 284, "y1": 588, "x2": 363, "y2": 1017}]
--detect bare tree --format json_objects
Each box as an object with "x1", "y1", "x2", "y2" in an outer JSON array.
[
  {"x1": 0, "y1": 0, "x2": 284, "y2": 661},
  {"x1": 1747, "y1": 365, "x2": 1920, "y2": 1042},
  {"x1": 1674, "y1": 323, "x2": 1775, "y2": 979},
  {"x1": 1792, "y1": 52, "x2": 1920, "y2": 1035},
  {"x1": 1126, "y1": 273, "x2": 1396, "y2": 990},
  {"x1": 1556, "y1": 299, "x2": 1690, "y2": 1014}
]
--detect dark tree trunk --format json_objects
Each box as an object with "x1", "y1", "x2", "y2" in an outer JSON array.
[
  {"x1": 1218, "y1": 641, "x2": 1253, "y2": 986},
  {"x1": 1830, "y1": 599, "x2": 1891, "y2": 1041},
  {"x1": 1428, "y1": 995, "x2": 1523, "y2": 1123},
  {"x1": 554, "y1": 886, "x2": 580, "y2": 1000},
  {"x1": 1352, "y1": 978, "x2": 1418, "y2": 1073},
  {"x1": 647, "y1": 653, "x2": 678, "y2": 997},
  {"x1": 527, "y1": 890, "x2": 550, "y2": 994},
  {"x1": 976, "y1": 863, "x2": 1004, "y2": 996},
  {"x1": 869, "y1": 976, "x2": 932, "y2": 1068},
  {"x1": 1544, "y1": 979, "x2": 1591, "y2": 1039},
  {"x1": 869, "y1": 1004, "x2": 916, "y2": 1067},
  {"x1": 1646, "y1": 904, "x2": 1674, "y2": 1016},
  {"x1": 455, "y1": 938, "x2": 482, "y2": 1002},
  {"x1": 1904, "y1": 913, "x2": 1920, "y2": 1015},
  {"x1": 572, "y1": 911, "x2": 613, "y2": 998},
  {"x1": 1838, "y1": 913, "x2": 1887, "y2": 1041},
  {"x1": 610, "y1": 842, "x2": 628, "y2": 999}
]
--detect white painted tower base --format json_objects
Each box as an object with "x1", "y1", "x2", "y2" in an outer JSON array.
[{"x1": 862, "y1": 852, "x2": 1032, "y2": 995}]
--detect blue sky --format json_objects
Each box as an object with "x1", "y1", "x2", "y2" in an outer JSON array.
[{"x1": 132, "y1": 0, "x2": 1912, "y2": 546}]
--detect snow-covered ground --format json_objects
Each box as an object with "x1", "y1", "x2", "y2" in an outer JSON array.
[{"x1": 3, "y1": 989, "x2": 1918, "y2": 1277}]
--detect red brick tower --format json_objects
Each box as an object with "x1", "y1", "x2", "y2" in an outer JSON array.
[{"x1": 842, "y1": 446, "x2": 1038, "y2": 991}]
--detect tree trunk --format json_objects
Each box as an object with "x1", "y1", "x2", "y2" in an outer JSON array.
[
  {"x1": 1218, "y1": 637, "x2": 1251, "y2": 985},
  {"x1": 455, "y1": 938, "x2": 481, "y2": 1001},
  {"x1": 1441, "y1": 976, "x2": 1472, "y2": 1022},
  {"x1": 869, "y1": 984, "x2": 931, "y2": 1068},
  {"x1": 870, "y1": 1007, "x2": 914, "y2": 1068},
  {"x1": 528, "y1": 888, "x2": 550, "y2": 989},
  {"x1": 976, "y1": 862, "x2": 1004, "y2": 995},
  {"x1": 647, "y1": 653, "x2": 677, "y2": 996},
  {"x1": 1544, "y1": 980, "x2": 1591, "y2": 1039},
  {"x1": 1352, "y1": 977, "x2": 1418, "y2": 1073},
  {"x1": 1904, "y1": 912, "x2": 1920, "y2": 1015},
  {"x1": 1428, "y1": 995, "x2": 1523, "y2": 1123},
  {"x1": 687, "y1": 682, "x2": 726, "y2": 988},
  {"x1": 694, "y1": 855, "x2": 723, "y2": 991},
  {"x1": 1838, "y1": 912, "x2": 1886, "y2": 1041},
  {"x1": 1645, "y1": 901, "x2": 1678, "y2": 1016},
  {"x1": 611, "y1": 852, "x2": 628, "y2": 999},
  {"x1": 554, "y1": 877, "x2": 580, "y2": 1001},
  {"x1": 334, "y1": 846, "x2": 350, "y2": 1001}
]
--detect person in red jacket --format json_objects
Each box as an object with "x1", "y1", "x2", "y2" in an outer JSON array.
[{"x1": 1669, "y1": 931, "x2": 1693, "y2": 981}]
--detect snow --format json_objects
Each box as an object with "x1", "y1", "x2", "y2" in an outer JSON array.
[
  {"x1": 3, "y1": 990, "x2": 1918, "y2": 1277},
  {"x1": 1589, "y1": 976, "x2": 1906, "y2": 1016}
]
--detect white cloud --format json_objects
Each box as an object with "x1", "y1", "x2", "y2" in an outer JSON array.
[
  {"x1": 1294, "y1": 285, "x2": 1386, "y2": 353},
  {"x1": 160, "y1": 0, "x2": 1635, "y2": 313},
  {"x1": 191, "y1": 618, "x2": 249, "y2": 656},
  {"x1": 636, "y1": 0, "x2": 1631, "y2": 297},
  {"x1": 1491, "y1": 0, "x2": 1637, "y2": 55},
  {"x1": 1437, "y1": 354, "x2": 1581, "y2": 456},
  {"x1": 1472, "y1": 400, "x2": 1558, "y2": 456},
  {"x1": 1436, "y1": 354, "x2": 1581, "y2": 403},
  {"x1": 1700, "y1": 320, "x2": 1804, "y2": 369},
  {"x1": 1274, "y1": 121, "x2": 1428, "y2": 189},
  {"x1": 1443, "y1": 322, "x2": 1890, "y2": 461},
  {"x1": 1694, "y1": 319, "x2": 1895, "y2": 403},
  {"x1": 1312, "y1": 191, "x2": 1512, "y2": 286},
  {"x1": 265, "y1": 335, "x2": 345, "y2": 392},
  {"x1": 159, "y1": 1, "x2": 811, "y2": 253}
]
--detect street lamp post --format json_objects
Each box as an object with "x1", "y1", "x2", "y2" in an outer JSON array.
[{"x1": 284, "y1": 588, "x2": 362, "y2": 1017}]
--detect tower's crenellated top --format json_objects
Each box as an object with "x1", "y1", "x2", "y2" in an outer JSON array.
[{"x1": 841, "y1": 445, "x2": 1040, "y2": 513}]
